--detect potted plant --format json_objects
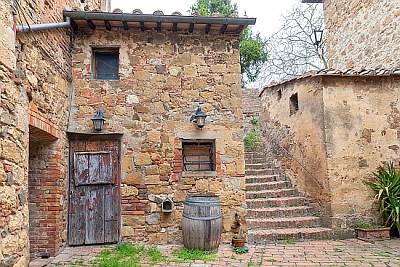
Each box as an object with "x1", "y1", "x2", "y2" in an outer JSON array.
[
  {"x1": 363, "y1": 161, "x2": 400, "y2": 238},
  {"x1": 355, "y1": 222, "x2": 390, "y2": 241},
  {"x1": 232, "y1": 213, "x2": 246, "y2": 247}
]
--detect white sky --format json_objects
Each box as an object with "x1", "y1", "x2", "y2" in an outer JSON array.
[{"x1": 111, "y1": 0, "x2": 301, "y2": 38}]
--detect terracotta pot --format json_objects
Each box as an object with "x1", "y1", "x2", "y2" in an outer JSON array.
[{"x1": 232, "y1": 238, "x2": 246, "y2": 247}]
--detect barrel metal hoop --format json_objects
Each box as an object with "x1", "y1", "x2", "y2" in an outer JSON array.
[
  {"x1": 183, "y1": 214, "x2": 222, "y2": 221},
  {"x1": 185, "y1": 202, "x2": 221, "y2": 207}
]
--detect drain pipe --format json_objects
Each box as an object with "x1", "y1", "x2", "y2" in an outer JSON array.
[{"x1": 16, "y1": 17, "x2": 71, "y2": 32}]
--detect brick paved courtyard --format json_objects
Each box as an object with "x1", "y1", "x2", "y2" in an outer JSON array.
[{"x1": 30, "y1": 238, "x2": 400, "y2": 267}]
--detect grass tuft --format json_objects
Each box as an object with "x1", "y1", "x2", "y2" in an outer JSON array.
[
  {"x1": 172, "y1": 248, "x2": 219, "y2": 263},
  {"x1": 91, "y1": 243, "x2": 166, "y2": 267}
]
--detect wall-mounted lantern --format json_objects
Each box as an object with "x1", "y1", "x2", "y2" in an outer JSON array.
[
  {"x1": 191, "y1": 107, "x2": 207, "y2": 128},
  {"x1": 313, "y1": 29, "x2": 323, "y2": 48},
  {"x1": 91, "y1": 109, "x2": 105, "y2": 131}
]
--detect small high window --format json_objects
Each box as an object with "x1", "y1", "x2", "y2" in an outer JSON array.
[
  {"x1": 93, "y1": 48, "x2": 119, "y2": 80},
  {"x1": 277, "y1": 89, "x2": 282, "y2": 100},
  {"x1": 289, "y1": 93, "x2": 299, "y2": 116},
  {"x1": 182, "y1": 141, "x2": 215, "y2": 172}
]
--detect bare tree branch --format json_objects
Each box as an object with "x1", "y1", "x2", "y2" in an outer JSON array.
[{"x1": 250, "y1": 3, "x2": 327, "y2": 88}]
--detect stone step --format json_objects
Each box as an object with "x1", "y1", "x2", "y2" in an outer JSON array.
[
  {"x1": 245, "y1": 162, "x2": 274, "y2": 170},
  {"x1": 248, "y1": 227, "x2": 333, "y2": 244},
  {"x1": 247, "y1": 206, "x2": 313, "y2": 218},
  {"x1": 245, "y1": 169, "x2": 276, "y2": 176},
  {"x1": 246, "y1": 197, "x2": 306, "y2": 208},
  {"x1": 246, "y1": 188, "x2": 297, "y2": 199},
  {"x1": 244, "y1": 157, "x2": 267, "y2": 164},
  {"x1": 247, "y1": 216, "x2": 321, "y2": 229},
  {"x1": 245, "y1": 175, "x2": 280, "y2": 184},
  {"x1": 246, "y1": 181, "x2": 289, "y2": 191}
]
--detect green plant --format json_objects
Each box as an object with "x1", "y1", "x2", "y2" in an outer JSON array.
[
  {"x1": 233, "y1": 246, "x2": 249, "y2": 254},
  {"x1": 173, "y1": 248, "x2": 218, "y2": 263},
  {"x1": 281, "y1": 239, "x2": 296, "y2": 245},
  {"x1": 355, "y1": 222, "x2": 385, "y2": 229},
  {"x1": 247, "y1": 260, "x2": 254, "y2": 266},
  {"x1": 70, "y1": 259, "x2": 84, "y2": 266},
  {"x1": 250, "y1": 117, "x2": 259, "y2": 126},
  {"x1": 91, "y1": 243, "x2": 167, "y2": 267},
  {"x1": 244, "y1": 128, "x2": 262, "y2": 151},
  {"x1": 364, "y1": 161, "x2": 400, "y2": 235}
]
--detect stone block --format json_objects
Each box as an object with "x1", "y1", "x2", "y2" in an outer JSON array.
[
  {"x1": 144, "y1": 175, "x2": 160, "y2": 185},
  {"x1": 121, "y1": 186, "x2": 139, "y2": 197},
  {"x1": 122, "y1": 215, "x2": 145, "y2": 226},
  {"x1": 134, "y1": 153, "x2": 152, "y2": 166},
  {"x1": 173, "y1": 190, "x2": 187, "y2": 203},
  {"x1": 122, "y1": 156, "x2": 133, "y2": 172},
  {"x1": 121, "y1": 226, "x2": 135, "y2": 237},
  {"x1": 219, "y1": 190, "x2": 245, "y2": 206},
  {"x1": 210, "y1": 64, "x2": 226, "y2": 73},
  {"x1": 145, "y1": 213, "x2": 161, "y2": 225},
  {"x1": 145, "y1": 165, "x2": 159, "y2": 175},
  {"x1": 166, "y1": 77, "x2": 181, "y2": 87},
  {"x1": 195, "y1": 179, "x2": 209, "y2": 192},
  {"x1": 159, "y1": 164, "x2": 171, "y2": 176},
  {"x1": 124, "y1": 171, "x2": 142, "y2": 185},
  {"x1": 148, "y1": 233, "x2": 168, "y2": 244},
  {"x1": 223, "y1": 74, "x2": 239, "y2": 85},
  {"x1": 172, "y1": 53, "x2": 191, "y2": 65},
  {"x1": 225, "y1": 162, "x2": 237, "y2": 175},
  {"x1": 209, "y1": 179, "x2": 222, "y2": 192},
  {"x1": 147, "y1": 185, "x2": 173, "y2": 195},
  {"x1": 168, "y1": 66, "x2": 182, "y2": 76}
]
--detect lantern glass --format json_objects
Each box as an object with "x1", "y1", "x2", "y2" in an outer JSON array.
[
  {"x1": 192, "y1": 106, "x2": 207, "y2": 128},
  {"x1": 313, "y1": 29, "x2": 323, "y2": 46},
  {"x1": 196, "y1": 116, "x2": 205, "y2": 128},
  {"x1": 91, "y1": 110, "x2": 105, "y2": 131}
]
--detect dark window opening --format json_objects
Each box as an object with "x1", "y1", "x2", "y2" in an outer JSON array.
[
  {"x1": 277, "y1": 89, "x2": 282, "y2": 100},
  {"x1": 289, "y1": 93, "x2": 299, "y2": 116},
  {"x1": 93, "y1": 48, "x2": 119, "y2": 80},
  {"x1": 182, "y1": 141, "x2": 215, "y2": 171}
]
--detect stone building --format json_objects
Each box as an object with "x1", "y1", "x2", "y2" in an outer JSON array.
[
  {"x1": 258, "y1": 1, "x2": 400, "y2": 236},
  {"x1": 260, "y1": 70, "x2": 400, "y2": 236},
  {"x1": 306, "y1": 0, "x2": 400, "y2": 70},
  {"x1": 0, "y1": 0, "x2": 253, "y2": 265}
]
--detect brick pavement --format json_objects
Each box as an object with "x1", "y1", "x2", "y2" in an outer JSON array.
[{"x1": 30, "y1": 238, "x2": 400, "y2": 267}]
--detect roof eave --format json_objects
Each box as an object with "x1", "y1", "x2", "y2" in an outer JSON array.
[{"x1": 64, "y1": 10, "x2": 256, "y2": 30}]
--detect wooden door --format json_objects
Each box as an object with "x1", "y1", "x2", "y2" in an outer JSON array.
[{"x1": 68, "y1": 138, "x2": 120, "y2": 245}]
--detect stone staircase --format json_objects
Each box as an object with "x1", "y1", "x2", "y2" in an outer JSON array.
[{"x1": 245, "y1": 151, "x2": 332, "y2": 244}]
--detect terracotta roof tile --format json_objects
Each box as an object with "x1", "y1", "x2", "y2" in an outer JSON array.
[{"x1": 260, "y1": 67, "x2": 400, "y2": 96}]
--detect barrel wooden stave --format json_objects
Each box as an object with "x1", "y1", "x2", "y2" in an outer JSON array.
[{"x1": 182, "y1": 194, "x2": 222, "y2": 251}]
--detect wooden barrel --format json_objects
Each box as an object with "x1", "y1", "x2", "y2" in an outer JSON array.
[{"x1": 182, "y1": 194, "x2": 222, "y2": 251}]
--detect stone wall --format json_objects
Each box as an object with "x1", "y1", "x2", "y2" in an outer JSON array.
[
  {"x1": 260, "y1": 74, "x2": 400, "y2": 236},
  {"x1": 260, "y1": 77, "x2": 331, "y2": 224},
  {"x1": 0, "y1": 0, "x2": 105, "y2": 265},
  {"x1": 1, "y1": 0, "x2": 30, "y2": 265},
  {"x1": 70, "y1": 29, "x2": 245, "y2": 243},
  {"x1": 323, "y1": 0, "x2": 400, "y2": 70},
  {"x1": 242, "y1": 88, "x2": 261, "y2": 134},
  {"x1": 323, "y1": 75, "x2": 400, "y2": 233}
]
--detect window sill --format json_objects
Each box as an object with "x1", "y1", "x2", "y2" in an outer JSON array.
[{"x1": 182, "y1": 171, "x2": 217, "y2": 178}]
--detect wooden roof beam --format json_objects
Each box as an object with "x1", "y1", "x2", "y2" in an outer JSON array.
[
  {"x1": 205, "y1": 23, "x2": 211, "y2": 34},
  {"x1": 87, "y1": 20, "x2": 96, "y2": 29},
  {"x1": 105, "y1": 20, "x2": 111, "y2": 30}
]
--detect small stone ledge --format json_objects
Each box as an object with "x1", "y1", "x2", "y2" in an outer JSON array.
[{"x1": 182, "y1": 171, "x2": 217, "y2": 178}]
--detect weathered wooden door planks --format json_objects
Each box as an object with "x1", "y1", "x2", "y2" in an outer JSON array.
[{"x1": 68, "y1": 138, "x2": 120, "y2": 245}]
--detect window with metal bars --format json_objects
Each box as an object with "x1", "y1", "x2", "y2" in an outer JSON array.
[
  {"x1": 93, "y1": 48, "x2": 119, "y2": 80},
  {"x1": 182, "y1": 141, "x2": 215, "y2": 171}
]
